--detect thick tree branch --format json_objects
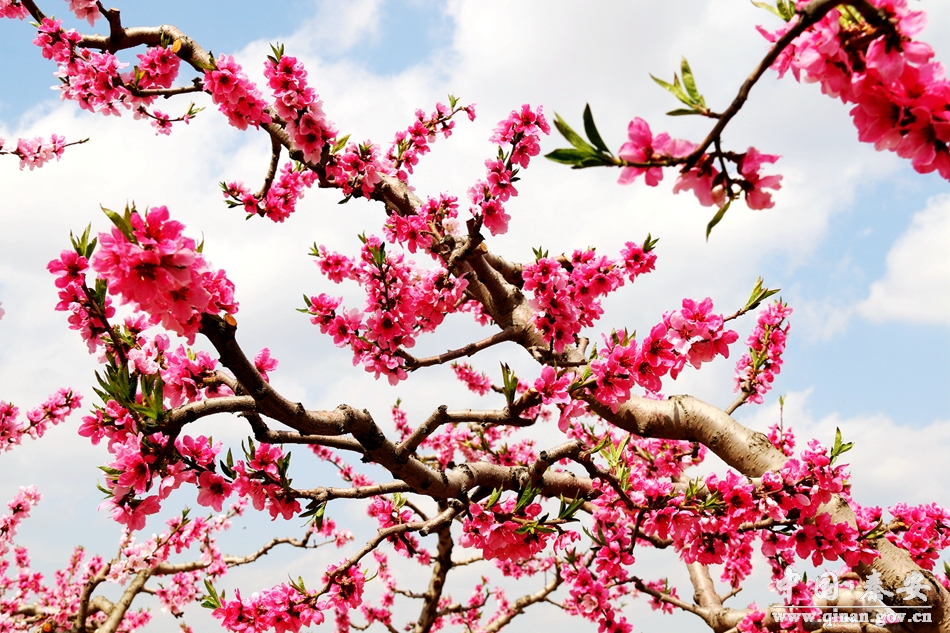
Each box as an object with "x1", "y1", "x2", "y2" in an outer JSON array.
[
  {"x1": 19, "y1": 0, "x2": 44, "y2": 21},
  {"x1": 482, "y1": 251, "x2": 524, "y2": 288},
  {"x1": 94, "y1": 569, "x2": 151, "y2": 633},
  {"x1": 244, "y1": 411, "x2": 365, "y2": 453},
  {"x1": 591, "y1": 394, "x2": 950, "y2": 633},
  {"x1": 77, "y1": 24, "x2": 212, "y2": 72},
  {"x1": 688, "y1": 562, "x2": 724, "y2": 612},
  {"x1": 200, "y1": 313, "x2": 351, "y2": 435},
  {"x1": 412, "y1": 504, "x2": 454, "y2": 633},
  {"x1": 164, "y1": 394, "x2": 257, "y2": 427},
  {"x1": 529, "y1": 440, "x2": 584, "y2": 482},
  {"x1": 72, "y1": 557, "x2": 111, "y2": 633}
]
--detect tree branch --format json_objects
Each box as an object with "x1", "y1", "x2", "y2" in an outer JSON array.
[
  {"x1": 163, "y1": 394, "x2": 257, "y2": 428},
  {"x1": 298, "y1": 481, "x2": 414, "y2": 504},
  {"x1": 128, "y1": 80, "x2": 204, "y2": 99},
  {"x1": 255, "y1": 134, "x2": 283, "y2": 200},
  {"x1": 19, "y1": 0, "x2": 44, "y2": 21},
  {"x1": 481, "y1": 571, "x2": 563, "y2": 633},
  {"x1": 684, "y1": 0, "x2": 849, "y2": 170},
  {"x1": 412, "y1": 504, "x2": 454, "y2": 633},
  {"x1": 330, "y1": 504, "x2": 460, "y2": 584},
  {"x1": 94, "y1": 569, "x2": 151, "y2": 633},
  {"x1": 152, "y1": 535, "x2": 317, "y2": 574},
  {"x1": 244, "y1": 411, "x2": 365, "y2": 453},
  {"x1": 687, "y1": 562, "x2": 724, "y2": 614},
  {"x1": 400, "y1": 327, "x2": 517, "y2": 370},
  {"x1": 632, "y1": 574, "x2": 705, "y2": 617},
  {"x1": 590, "y1": 393, "x2": 950, "y2": 633},
  {"x1": 77, "y1": 24, "x2": 213, "y2": 72}
]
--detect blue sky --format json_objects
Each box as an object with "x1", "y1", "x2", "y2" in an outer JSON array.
[{"x1": 1, "y1": 2, "x2": 949, "y2": 632}]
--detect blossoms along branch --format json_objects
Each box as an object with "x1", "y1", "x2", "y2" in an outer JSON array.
[{"x1": 1, "y1": 0, "x2": 950, "y2": 633}]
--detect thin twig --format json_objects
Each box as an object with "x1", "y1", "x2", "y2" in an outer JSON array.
[
  {"x1": 401, "y1": 327, "x2": 517, "y2": 370},
  {"x1": 328, "y1": 505, "x2": 460, "y2": 583},
  {"x1": 631, "y1": 575, "x2": 704, "y2": 616},
  {"x1": 481, "y1": 571, "x2": 563, "y2": 633},
  {"x1": 128, "y1": 81, "x2": 204, "y2": 99}
]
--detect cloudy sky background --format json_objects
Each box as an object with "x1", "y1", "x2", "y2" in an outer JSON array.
[{"x1": 1, "y1": 1, "x2": 949, "y2": 631}]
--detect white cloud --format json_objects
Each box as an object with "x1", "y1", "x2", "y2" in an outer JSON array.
[
  {"x1": 789, "y1": 299, "x2": 854, "y2": 342},
  {"x1": 290, "y1": 0, "x2": 385, "y2": 57},
  {"x1": 858, "y1": 195, "x2": 950, "y2": 325}
]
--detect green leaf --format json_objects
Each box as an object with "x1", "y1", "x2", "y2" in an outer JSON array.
[
  {"x1": 70, "y1": 224, "x2": 96, "y2": 258},
  {"x1": 751, "y1": 0, "x2": 783, "y2": 19},
  {"x1": 101, "y1": 205, "x2": 136, "y2": 244},
  {"x1": 514, "y1": 482, "x2": 541, "y2": 515},
  {"x1": 666, "y1": 108, "x2": 701, "y2": 117},
  {"x1": 780, "y1": 0, "x2": 795, "y2": 20},
  {"x1": 751, "y1": 0, "x2": 795, "y2": 21},
  {"x1": 830, "y1": 427, "x2": 854, "y2": 465},
  {"x1": 545, "y1": 148, "x2": 594, "y2": 165},
  {"x1": 650, "y1": 73, "x2": 691, "y2": 106},
  {"x1": 485, "y1": 487, "x2": 503, "y2": 510},
  {"x1": 558, "y1": 495, "x2": 586, "y2": 521},
  {"x1": 589, "y1": 434, "x2": 611, "y2": 455},
  {"x1": 573, "y1": 155, "x2": 615, "y2": 169},
  {"x1": 860, "y1": 520, "x2": 887, "y2": 541},
  {"x1": 705, "y1": 199, "x2": 732, "y2": 240},
  {"x1": 500, "y1": 363, "x2": 518, "y2": 405},
  {"x1": 194, "y1": 53, "x2": 217, "y2": 72},
  {"x1": 553, "y1": 113, "x2": 596, "y2": 153},
  {"x1": 582, "y1": 525, "x2": 605, "y2": 547},
  {"x1": 331, "y1": 134, "x2": 351, "y2": 154},
  {"x1": 680, "y1": 57, "x2": 703, "y2": 106},
  {"x1": 582, "y1": 104, "x2": 610, "y2": 154},
  {"x1": 392, "y1": 492, "x2": 406, "y2": 509},
  {"x1": 201, "y1": 580, "x2": 222, "y2": 609},
  {"x1": 744, "y1": 277, "x2": 780, "y2": 312},
  {"x1": 220, "y1": 458, "x2": 235, "y2": 480},
  {"x1": 289, "y1": 575, "x2": 307, "y2": 593},
  {"x1": 301, "y1": 500, "x2": 326, "y2": 531},
  {"x1": 643, "y1": 233, "x2": 660, "y2": 252}
]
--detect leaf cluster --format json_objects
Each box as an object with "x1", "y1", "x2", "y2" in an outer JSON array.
[
  {"x1": 651, "y1": 58, "x2": 712, "y2": 117},
  {"x1": 545, "y1": 105, "x2": 617, "y2": 169}
]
